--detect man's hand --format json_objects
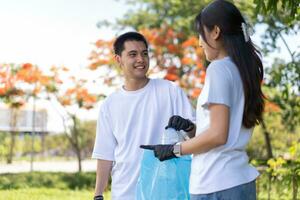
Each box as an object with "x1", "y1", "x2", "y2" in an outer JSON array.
[
  {"x1": 140, "y1": 144, "x2": 176, "y2": 161},
  {"x1": 165, "y1": 115, "x2": 195, "y2": 132},
  {"x1": 94, "y1": 195, "x2": 104, "y2": 200}
]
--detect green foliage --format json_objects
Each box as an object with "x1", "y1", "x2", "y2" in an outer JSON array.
[
  {"x1": 0, "y1": 122, "x2": 96, "y2": 162},
  {"x1": 265, "y1": 57, "x2": 300, "y2": 132},
  {"x1": 256, "y1": 170, "x2": 298, "y2": 199},
  {"x1": 254, "y1": 0, "x2": 299, "y2": 22},
  {"x1": 21, "y1": 134, "x2": 42, "y2": 155},
  {"x1": 253, "y1": 0, "x2": 299, "y2": 56},
  {"x1": 0, "y1": 188, "x2": 111, "y2": 200},
  {"x1": 101, "y1": 0, "x2": 255, "y2": 37},
  {"x1": 116, "y1": 0, "x2": 206, "y2": 35},
  {"x1": 0, "y1": 171, "x2": 296, "y2": 200},
  {"x1": 44, "y1": 134, "x2": 71, "y2": 157},
  {"x1": 0, "y1": 172, "x2": 97, "y2": 190},
  {"x1": 0, "y1": 132, "x2": 10, "y2": 161},
  {"x1": 0, "y1": 172, "x2": 112, "y2": 200},
  {"x1": 75, "y1": 119, "x2": 97, "y2": 157},
  {"x1": 248, "y1": 111, "x2": 300, "y2": 160},
  {"x1": 266, "y1": 142, "x2": 300, "y2": 199}
]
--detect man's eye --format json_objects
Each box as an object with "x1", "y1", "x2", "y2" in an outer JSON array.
[
  {"x1": 143, "y1": 52, "x2": 148, "y2": 56},
  {"x1": 129, "y1": 53, "x2": 136, "y2": 57}
]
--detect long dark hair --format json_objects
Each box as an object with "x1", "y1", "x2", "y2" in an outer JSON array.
[{"x1": 195, "y1": 0, "x2": 265, "y2": 128}]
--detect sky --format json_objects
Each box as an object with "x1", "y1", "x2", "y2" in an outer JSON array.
[
  {"x1": 0, "y1": 0, "x2": 131, "y2": 132},
  {"x1": 0, "y1": 0, "x2": 129, "y2": 69},
  {"x1": 1, "y1": 0, "x2": 298, "y2": 70},
  {"x1": 0, "y1": 0, "x2": 299, "y2": 132}
]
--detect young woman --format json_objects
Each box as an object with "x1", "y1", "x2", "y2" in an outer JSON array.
[{"x1": 141, "y1": 0, "x2": 265, "y2": 199}]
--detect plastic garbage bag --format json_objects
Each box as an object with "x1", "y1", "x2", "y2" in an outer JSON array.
[{"x1": 136, "y1": 128, "x2": 191, "y2": 200}]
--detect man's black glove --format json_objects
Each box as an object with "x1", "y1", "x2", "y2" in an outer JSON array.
[
  {"x1": 165, "y1": 115, "x2": 195, "y2": 132},
  {"x1": 140, "y1": 144, "x2": 176, "y2": 161},
  {"x1": 94, "y1": 195, "x2": 104, "y2": 200}
]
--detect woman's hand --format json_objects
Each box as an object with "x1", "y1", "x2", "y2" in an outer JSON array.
[
  {"x1": 140, "y1": 144, "x2": 176, "y2": 161},
  {"x1": 165, "y1": 115, "x2": 195, "y2": 132}
]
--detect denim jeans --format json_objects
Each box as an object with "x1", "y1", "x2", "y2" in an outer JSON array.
[{"x1": 190, "y1": 180, "x2": 256, "y2": 200}]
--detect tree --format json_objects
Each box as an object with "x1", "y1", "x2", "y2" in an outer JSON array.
[
  {"x1": 89, "y1": 25, "x2": 206, "y2": 101},
  {"x1": 16, "y1": 63, "x2": 51, "y2": 170},
  {"x1": 0, "y1": 63, "x2": 50, "y2": 164},
  {"x1": 0, "y1": 63, "x2": 26, "y2": 164},
  {"x1": 254, "y1": 0, "x2": 299, "y2": 22},
  {"x1": 48, "y1": 66, "x2": 102, "y2": 172},
  {"x1": 253, "y1": 0, "x2": 300, "y2": 133},
  {"x1": 99, "y1": 0, "x2": 255, "y2": 36},
  {"x1": 92, "y1": 0, "x2": 299, "y2": 160}
]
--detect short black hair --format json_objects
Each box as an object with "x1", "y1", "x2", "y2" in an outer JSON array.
[{"x1": 113, "y1": 32, "x2": 148, "y2": 55}]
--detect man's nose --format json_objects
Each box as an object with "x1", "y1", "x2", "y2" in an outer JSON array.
[{"x1": 136, "y1": 54, "x2": 144, "y2": 62}]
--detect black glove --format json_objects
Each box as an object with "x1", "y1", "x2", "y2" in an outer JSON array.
[
  {"x1": 140, "y1": 144, "x2": 176, "y2": 161},
  {"x1": 94, "y1": 195, "x2": 104, "y2": 200},
  {"x1": 165, "y1": 115, "x2": 195, "y2": 132}
]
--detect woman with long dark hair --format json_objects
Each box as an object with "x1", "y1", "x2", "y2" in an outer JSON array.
[{"x1": 141, "y1": 0, "x2": 265, "y2": 199}]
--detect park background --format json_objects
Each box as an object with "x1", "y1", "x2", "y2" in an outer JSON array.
[{"x1": 0, "y1": 0, "x2": 299, "y2": 199}]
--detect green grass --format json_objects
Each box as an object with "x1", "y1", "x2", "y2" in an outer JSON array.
[
  {"x1": 0, "y1": 172, "x2": 296, "y2": 200},
  {"x1": 0, "y1": 188, "x2": 110, "y2": 200},
  {"x1": 0, "y1": 172, "x2": 98, "y2": 190}
]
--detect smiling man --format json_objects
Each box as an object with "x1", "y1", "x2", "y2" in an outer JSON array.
[{"x1": 92, "y1": 32, "x2": 195, "y2": 200}]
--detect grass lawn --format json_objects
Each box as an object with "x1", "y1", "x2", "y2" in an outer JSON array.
[
  {"x1": 0, "y1": 172, "x2": 296, "y2": 200},
  {"x1": 0, "y1": 187, "x2": 295, "y2": 200},
  {"x1": 0, "y1": 188, "x2": 110, "y2": 200}
]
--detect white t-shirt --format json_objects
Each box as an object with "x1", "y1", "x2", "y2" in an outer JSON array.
[
  {"x1": 92, "y1": 79, "x2": 195, "y2": 200},
  {"x1": 190, "y1": 57, "x2": 259, "y2": 194}
]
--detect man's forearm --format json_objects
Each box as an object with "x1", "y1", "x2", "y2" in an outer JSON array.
[{"x1": 94, "y1": 159, "x2": 113, "y2": 196}]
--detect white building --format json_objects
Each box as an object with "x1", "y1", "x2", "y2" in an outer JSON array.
[{"x1": 0, "y1": 103, "x2": 48, "y2": 134}]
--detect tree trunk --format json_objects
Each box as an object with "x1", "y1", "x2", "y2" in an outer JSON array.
[
  {"x1": 7, "y1": 108, "x2": 18, "y2": 164},
  {"x1": 292, "y1": 173, "x2": 298, "y2": 200},
  {"x1": 72, "y1": 115, "x2": 82, "y2": 172},
  {"x1": 7, "y1": 131, "x2": 16, "y2": 164},
  {"x1": 41, "y1": 133, "x2": 46, "y2": 157},
  {"x1": 261, "y1": 121, "x2": 273, "y2": 159},
  {"x1": 30, "y1": 97, "x2": 36, "y2": 172},
  {"x1": 75, "y1": 146, "x2": 82, "y2": 172}
]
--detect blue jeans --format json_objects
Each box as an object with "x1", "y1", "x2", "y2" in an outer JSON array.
[{"x1": 190, "y1": 180, "x2": 256, "y2": 200}]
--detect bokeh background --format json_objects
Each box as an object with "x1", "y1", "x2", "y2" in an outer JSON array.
[{"x1": 0, "y1": 0, "x2": 299, "y2": 199}]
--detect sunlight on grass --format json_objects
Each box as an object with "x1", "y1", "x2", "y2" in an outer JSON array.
[{"x1": 0, "y1": 188, "x2": 110, "y2": 200}]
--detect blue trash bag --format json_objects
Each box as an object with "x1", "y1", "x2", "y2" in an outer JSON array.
[{"x1": 136, "y1": 149, "x2": 191, "y2": 200}]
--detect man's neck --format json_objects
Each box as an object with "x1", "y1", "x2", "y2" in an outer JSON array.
[{"x1": 123, "y1": 77, "x2": 149, "y2": 91}]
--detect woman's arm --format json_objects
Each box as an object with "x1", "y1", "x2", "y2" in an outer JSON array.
[{"x1": 181, "y1": 103, "x2": 229, "y2": 155}]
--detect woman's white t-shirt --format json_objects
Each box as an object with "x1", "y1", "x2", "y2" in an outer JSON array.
[{"x1": 190, "y1": 57, "x2": 259, "y2": 194}]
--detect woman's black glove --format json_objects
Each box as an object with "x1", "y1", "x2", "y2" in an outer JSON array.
[
  {"x1": 94, "y1": 195, "x2": 104, "y2": 200},
  {"x1": 165, "y1": 115, "x2": 195, "y2": 132},
  {"x1": 140, "y1": 144, "x2": 176, "y2": 161}
]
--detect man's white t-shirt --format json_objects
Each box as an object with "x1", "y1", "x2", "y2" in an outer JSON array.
[
  {"x1": 92, "y1": 79, "x2": 195, "y2": 200},
  {"x1": 190, "y1": 57, "x2": 259, "y2": 194}
]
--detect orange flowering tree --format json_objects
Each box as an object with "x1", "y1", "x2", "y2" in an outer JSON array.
[
  {"x1": 48, "y1": 66, "x2": 102, "y2": 172},
  {"x1": 16, "y1": 63, "x2": 51, "y2": 97},
  {"x1": 0, "y1": 63, "x2": 50, "y2": 163},
  {"x1": 0, "y1": 64, "x2": 26, "y2": 107},
  {"x1": 0, "y1": 63, "x2": 26, "y2": 163},
  {"x1": 16, "y1": 63, "x2": 52, "y2": 168},
  {"x1": 89, "y1": 25, "x2": 206, "y2": 103}
]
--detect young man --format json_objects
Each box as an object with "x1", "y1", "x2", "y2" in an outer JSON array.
[{"x1": 92, "y1": 32, "x2": 195, "y2": 200}]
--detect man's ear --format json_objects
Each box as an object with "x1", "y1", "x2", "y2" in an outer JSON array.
[
  {"x1": 114, "y1": 54, "x2": 122, "y2": 66},
  {"x1": 212, "y1": 25, "x2": 221, "y2": 40}
]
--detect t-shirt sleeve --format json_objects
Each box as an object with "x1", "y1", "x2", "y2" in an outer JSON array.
[
  {"x1": 92, "y1": 103, "x2": 116, "y2": 161},
  {"x1": 173, "y1": 85, "x2": 196, "y2": 122},
  {"x1": 198, "y1": 63, "x2": 232, "y2": 108}
]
